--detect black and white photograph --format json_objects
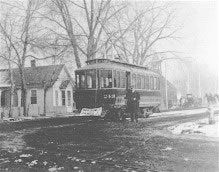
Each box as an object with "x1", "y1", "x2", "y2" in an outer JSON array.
[{"x1": 0, "y1": 0, "x2": 218, "y2": 171}]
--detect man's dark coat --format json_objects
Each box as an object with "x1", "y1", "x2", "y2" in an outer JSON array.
[{"x1": 126, "y1": 89, "x2": 140, "y2": 113}]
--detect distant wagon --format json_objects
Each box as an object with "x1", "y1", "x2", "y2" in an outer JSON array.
[{"x1": 74, "y1": 59, "x2": 162, "y2": 120}]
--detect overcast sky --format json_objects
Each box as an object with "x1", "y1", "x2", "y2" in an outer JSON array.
[
  {"x1": 158, "y1": 0, "x2": 218, "y2": 93},
  {"x1": 0, "y1": 0, "x2": 218, "y2": 72},
  {"x1": 177, "y1": 0, "x2": 217, "y2": 71}
]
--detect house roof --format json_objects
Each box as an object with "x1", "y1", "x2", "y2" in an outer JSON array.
[
  {"x1": 59, "y1": 80, "x2": 70, "y2": 89},
  {"x1": 0, "y1": 64, "x2": 67, "y2": 89}
]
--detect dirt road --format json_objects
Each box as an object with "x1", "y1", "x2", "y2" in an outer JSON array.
[{"x1": 0, "y1": 110, "x2": 218, "y2": 172}]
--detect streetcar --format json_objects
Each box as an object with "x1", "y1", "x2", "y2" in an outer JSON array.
[{"x1": 74, "y1": 58, "x2": 162, "y2": 120}]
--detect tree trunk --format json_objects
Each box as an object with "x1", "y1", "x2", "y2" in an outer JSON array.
[
  {"x1": 21, "y1": 88, "x2": 27, "y2": 116},
  {"x1": 69, "y1": 35, "x2": 81, "y2": 68},
  {"x1": 20, "y1": 67, "x2": 27, "y2": 116},
  {"x1": 43, "y1": 88, "x2": 47, "y2": 115},
  {"x1": 9, "y1": 86, "x2": 14, "y2": 118},
  {"x1": 8, "y1": 62, "x2": 14, "y2": 118},
  {"x1": 87, "y1": 36, "x2": 95, "y2": 60},
  {"x1": 60, "y1": 0, "x2": 82, "y2": 68}
]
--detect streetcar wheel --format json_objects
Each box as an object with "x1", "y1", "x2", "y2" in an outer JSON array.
[
  {"x1": 117, "y1": 110, "x2": 125, "y2": 121},
  {"x1": 145, "y1": 113, "x2": 150, "y2": 118},
  {"x1": 143, "y1": 108, "x2": 152, "y2": 118}
]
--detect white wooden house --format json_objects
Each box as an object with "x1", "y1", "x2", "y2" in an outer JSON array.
[{"x1": 0, "y1": 61, "x2": 75, "y2": 117}]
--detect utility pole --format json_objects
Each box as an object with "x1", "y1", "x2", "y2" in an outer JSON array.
[
  {"x1": 198, "y1": 64, "x2": 201, "y2": 98},
  {"x1": 165, "y1": 61, "x2": 168, "y2": 109},
  {"x1": 187, "y1": 68, "x2": 190, "y2": 94},
  {"x1": 104, "y1": 44, "x2": 107, "y2": 59}
]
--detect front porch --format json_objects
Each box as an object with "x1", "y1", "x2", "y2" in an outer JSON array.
[{"x1": 0, "y1": 87, "x2": 24, "y2": 119}]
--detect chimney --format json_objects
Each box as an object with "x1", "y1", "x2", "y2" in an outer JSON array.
[{"x1": 31, "y1": 60, "x2": 36, "y2": 67}]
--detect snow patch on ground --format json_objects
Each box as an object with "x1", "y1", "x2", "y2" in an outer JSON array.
[
  {"x1": 168, "y1": 116, "x2": 219, "y2": 137},
  {"x1": 162, "y1": 147, "x2": 173, "y2": 151},
  {"x1": 0, "y1": 133, "x2": 25, "y2": 153},
  {"x1": 0, "y1": 129, "x2": 37, "y2": 153},
  {"x1": 20, "y1": 154, "x2": 32, "y2": 158},
  {"x1": 48, "y1": 166, "x2": 64, "y2": 172}
]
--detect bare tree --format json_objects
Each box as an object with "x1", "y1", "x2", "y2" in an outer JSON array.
[
  {"x1": 41, "y1": 0, "x2": 128, "y2": 68},
  {"x1": 0, "y1": 22, "x2": 14, "y2": 117},
  {"x1": 0, "y1": 0, "x2": 59, "y2": 116},
  {"x1": 111, "y1": 1, "x2": 181, "y2": 66}
]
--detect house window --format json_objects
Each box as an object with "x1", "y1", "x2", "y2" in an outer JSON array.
[
  {"x1": 55, "y1": 90, "x2": 58, "y2": 106},
  {"x1": 31, "y1": 90, "x2": 37, "y2": 104},
  {"x1": 1, "y1": 90, "x2": 7, "y2": 107},
  {"x1": 1, "y1": 90, "x2": 18, "y2": 107},
  {"x1": 67, "y1": 91, "x2": 71, "y2": 106},
  {"x1": 62, "y1": 91, "x2": 65, "y2": 106},
  {"x1": 13, "y1": 91, "x2": 18, "y2": 107}
]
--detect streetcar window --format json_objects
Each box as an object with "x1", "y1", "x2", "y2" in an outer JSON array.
[
  {"x1": 137, "y1": 74, "x2": 141, "y2": 89},
  {"x1": 76, "y1": 71, "x2": 86, "y2": 89},
  {"x1": 117, "y1": 71, "x2": 120, "y2": 88},
  {"x1": 114, "y1": 71, "x2": 125, "y2": 88},
  {"x1": 132, "y1": 74, "x2": 136, "y2": 88},
  {"x1": 121, "y1": 71, "x2": 126, "y2": 88},
  {"x1": 150, "y1": 76, "x2": 154, "y2": 90},
  {"x1": 154, "y1": 77, "x2": 157, "y2": 90},
  {"x1": 145, "y1": 75, "x2": 149, "y2": 89},
  {"x1": 76, "y1": 74, "x2": 79, "y2": 88},
  {"x1": 141, "y1": 75, "x2": 145, "y2": 89},
  {"x1": 157, "y1": 77, "x2": 160, "y2": 90},
  {"x1": 113, "y1": 70, "x2": 117, "y2": 87},
  {"x1": 100, "y1": 70, "x2": 112, "y2": 88},
  {"x1": 86, "y1": 69, "x2": 96, "y2": 88}
]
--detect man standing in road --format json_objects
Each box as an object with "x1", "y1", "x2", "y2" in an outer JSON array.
[{"x1": 127, "y1": 86, "x2": 140, "y2": 122}]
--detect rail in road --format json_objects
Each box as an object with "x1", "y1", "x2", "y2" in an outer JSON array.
[{"x1": 150, "y1": 106, "x2": 219, "y2": 119}]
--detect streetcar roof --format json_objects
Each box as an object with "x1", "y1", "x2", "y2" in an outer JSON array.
[
  {"x1": 75, "y1": 59, "x2": 160, "y2": 76},
  {"x1": 76, "y1": 62, "x2": 131, "y2": 71}
]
